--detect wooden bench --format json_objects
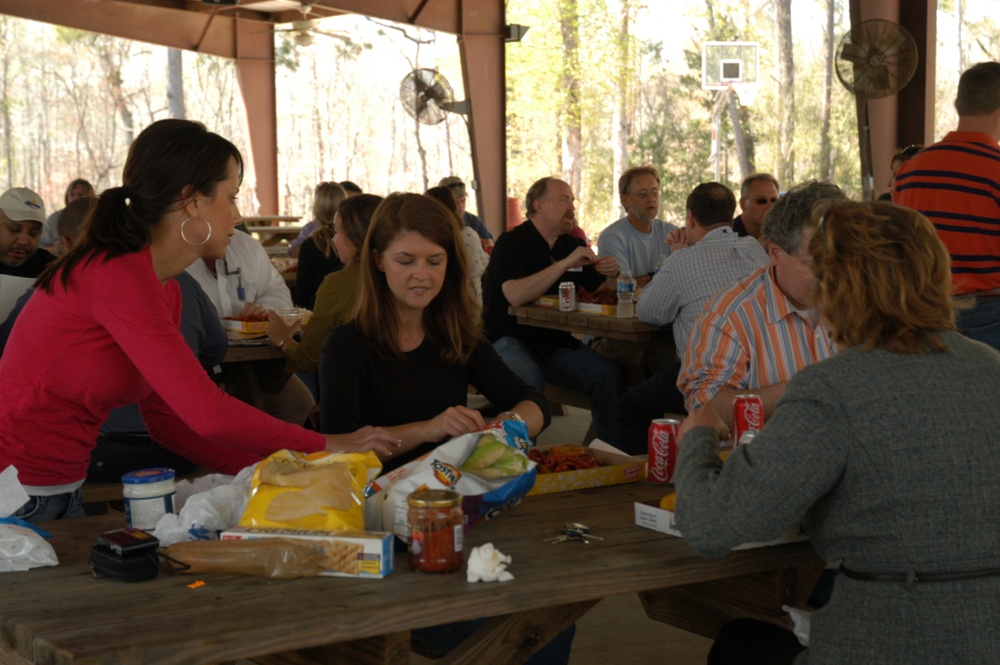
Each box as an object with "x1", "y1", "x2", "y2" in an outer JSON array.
[{"x1": 82, "y1": 468, "x2": 211, "y2": 507}]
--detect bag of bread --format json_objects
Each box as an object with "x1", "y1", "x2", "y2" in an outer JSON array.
[{"x1": 238, "y1": 449, "x2": 382, "y2": 531}]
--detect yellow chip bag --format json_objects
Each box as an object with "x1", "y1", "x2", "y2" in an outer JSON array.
[{"x1": 239, "y1": 449, "x2": 382, "y2": 531}]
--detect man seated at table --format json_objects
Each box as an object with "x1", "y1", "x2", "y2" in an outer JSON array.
[
  {"x1": 0, "y1": 187, "x2": 55, "y2": 278},
  {"x1": 482, "y1": 176, "x2": 623, "y2": 443},
  {"x1": 610, "y1": 182, "x2": 768, "y2": 454},
  {"x1": 597, "y1": 165, "x2": 678, "y2": 287},
  {"x1": 0, "y1": 196, "x2": 227, "y2": 483},
  {"x1": 733, "y1": 173, "x2": 780, "y2": 240},
  {"x1": 187, "y1": 228, "x2": 314, "y2": 425},
  {"x1": 679, "y1": 180, "x2": 845, "y2": 426}
]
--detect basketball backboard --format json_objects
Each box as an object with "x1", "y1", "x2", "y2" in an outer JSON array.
[{"x1": 702, "y1": 42, "x2": 759, "y2": 89}]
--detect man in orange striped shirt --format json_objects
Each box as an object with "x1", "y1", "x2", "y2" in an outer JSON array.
[
  {"x1": 678, "y1": 181, "x2": 845, "y2": 426},
  {"x1": 894, "y1": 61, "x2": 1000, "y2": 351}
]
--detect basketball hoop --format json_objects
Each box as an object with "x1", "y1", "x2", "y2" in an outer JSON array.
[{"x1": 729, "y1": 82, "x2": 758, "y2": 107}]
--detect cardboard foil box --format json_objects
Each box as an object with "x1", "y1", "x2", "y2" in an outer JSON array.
[
  {"x1": 527, "y1": 445, "x2": 645, "y2": 496},
  {"x1": 221, "y1": 526, "x2": 395, "y2": 578},
  {"x1": 221, "y1": 317, "x2": 268, "y2": 334},
  {"x1": 633, "y1": 500, "x2": 807, "y2": 550},
  {"x1": 576, "y1": 302, "x2": 617, "y2": 316}
]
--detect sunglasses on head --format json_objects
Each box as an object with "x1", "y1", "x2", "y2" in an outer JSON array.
[{"x1": 753, "y1": 197, "x2": 779, "y2": 205}]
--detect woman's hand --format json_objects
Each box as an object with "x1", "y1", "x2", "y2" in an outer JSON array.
[
  {"x1": 323, "y1": 426, "x2": 402, "y2": 457},
  {"x1": 678, "y1": 405, "x2": 730, "y2": 443},
  {"x1": 424, "y1": 406, "x2": 485, "y2": 441},
  {"x1": 266, "y1": 310, "x2": 299, "y2": 348}
]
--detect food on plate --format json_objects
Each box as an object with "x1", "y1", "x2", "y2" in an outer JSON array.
[
  {"x1": 527, "y1": 446, "x2": 608, "y2": 474},
  {"x1": 658, "y1": 492, "x2": 677, "y2": 511},
  {"x1": 224, "y1": 311, "x2": 270, "y2": 322},
  {"x1": 576, "y1": 288, "x2": 617, "y2": 306},
  {"x1": 460, "y1": 435, "x2": 530, "y2": 479}
]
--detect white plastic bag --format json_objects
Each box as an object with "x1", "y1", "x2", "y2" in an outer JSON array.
[
  {"x1": 0, "y1": 466, "x2": 58, "y2": 571},
  {"x1": 154, "y1": 466, "x2": 254, "y2": 547}
]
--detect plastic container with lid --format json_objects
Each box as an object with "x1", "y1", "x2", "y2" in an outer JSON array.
[
  {"x1": 407, "y1": 489, "x2": 464, "y2": 573},
  {"x1": 122, "y1": 468, "x2": 176, "y2": 530}
]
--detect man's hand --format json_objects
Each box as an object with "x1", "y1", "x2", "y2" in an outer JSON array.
[
  {"x1": 239, "y1": 301, "x2": 268, "y2": 319},
  {"x1": 678, "y1": 405, "x2": 730, "y2": 443},
  {"x1": 666, "y1": 228, "x2": 689, "y2": 253},
  {"x1": 594, "y1": 255, "x2": 619, "y2": 277}
]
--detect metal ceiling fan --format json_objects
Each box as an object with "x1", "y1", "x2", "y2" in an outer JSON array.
[{"x1": 261, "y1": 1, "x2": 348, "y2": 47}]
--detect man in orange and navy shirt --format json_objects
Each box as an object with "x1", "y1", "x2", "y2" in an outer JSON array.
[
  {"x1": 679, "y1": 181, "x2": 846, "y2": 426},
  {"x1": 894, "y1": 61, "x2": 1000, "y2": 350}
]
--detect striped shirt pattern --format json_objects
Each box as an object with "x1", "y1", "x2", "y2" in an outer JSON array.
[
  {"x1": 678, "y1": 266, "x2": 836, "y2": 410},
  {"x1": 893, "y1": 131, "x2": 1000, "y2": 294}
]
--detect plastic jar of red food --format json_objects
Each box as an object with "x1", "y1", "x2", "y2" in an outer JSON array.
[{"x1": 407, "y1": 489, "x2": 464, "y2": 573}]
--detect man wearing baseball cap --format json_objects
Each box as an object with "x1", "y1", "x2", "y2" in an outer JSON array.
[
  {"x1": 439, "y1": 175, "x2": 494, "y2": 245},
  {"x1": 0, "y1": 187, "x2": 54, "y2": 278}
]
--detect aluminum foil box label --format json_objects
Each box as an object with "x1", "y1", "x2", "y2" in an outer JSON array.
[{"x1": 221, "y1": 526, "x2": 394, "y2": 578}]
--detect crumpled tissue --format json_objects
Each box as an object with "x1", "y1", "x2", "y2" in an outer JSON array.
[
  {"x1": 0, "y1": 466, "x2": 58, "y2": 571},
  {"x1": 153, "y1": 465, "x2": 255, "y2": 547},
  {"x1": 466, "y1": 542, "x2": 514, "y2": 583}
]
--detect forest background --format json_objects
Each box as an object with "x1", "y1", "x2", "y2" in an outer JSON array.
[{"x1": 0, "y1": 0, "x2": 996, "y2": 240}]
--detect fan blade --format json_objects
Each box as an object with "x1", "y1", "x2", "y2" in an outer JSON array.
[{"x1": 840, "y1": 42, "x2": 871, "y2": 64}]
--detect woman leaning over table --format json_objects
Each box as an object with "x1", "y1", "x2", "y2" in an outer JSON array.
[
  {"x1": 318, "y1": 192, "x2": 549, "y2": 470},
  {"x1": 674, "y1": 201, "x2": 1000, "y2": 664},
  {"x1": 319, "y1": 192, "x2": 571, "y2": 664},
  {"x1": 266, "y1": 194, "x2": 383, "y2": 375},
  {"x1": 0, "y1": 119, "x2": 399, "y2": 524}
]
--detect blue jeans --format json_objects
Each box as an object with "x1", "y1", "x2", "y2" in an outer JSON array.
[
  {"x1": 13, "y1": 489, "x2": 85, "y2": 524},
  {"x1": 492, "y1": 336, "x2": 623, "y2": 443},
  {"x1": 956, "y1": 298, "x2": 1000, "y2": 351}
]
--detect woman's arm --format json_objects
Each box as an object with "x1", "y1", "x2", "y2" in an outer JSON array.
[
  {"x1": 491, "y1": 400, "x2": 546, "y2": 438},
  {"x1": 469, "y1": 339, "x2": 551, "y2": 436}
]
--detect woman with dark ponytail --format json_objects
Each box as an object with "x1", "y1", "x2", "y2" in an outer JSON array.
[{"x1": 0, "y1": 119, "x2": 399, "y2": 524}]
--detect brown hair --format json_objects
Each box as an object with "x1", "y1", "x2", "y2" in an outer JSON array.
[
  {"x1": 38, "y1": 119, "x2": 243, "y2": 292},
  {"x1": 686, "y1": 182, "x2": 736, "y2": 226},
  {"x1": 424, "y1": 185, "x2": 466, "y2": 235},
  {"x1": 810, "y1": 201, "x2": 955, "y2": 354},
  {"x1": 618, "y1": 165, "x2": 660, "y2": 197},
  {"x1": 334, "y1": 193, "x2": 383, "y2": 264},
  {"x1": 955, "y1": 61, "x2": 1000, "y2": 116},
  {"x1": 739, "y1": 173, "x2": 780, "y2": 199},
  {"x1": 524, "y1": 177, "x2": 554, "y2": 219},
  {"x1": 354, "y1": 193, "x2": 480, "y2": 364},
  {"x1": 309, "y1": 181, "x2": 348, "y2": 258}
]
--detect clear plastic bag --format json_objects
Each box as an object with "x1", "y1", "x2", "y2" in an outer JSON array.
[{"x1": 165, "y1": 537, "x2": 339, "y2": 579}]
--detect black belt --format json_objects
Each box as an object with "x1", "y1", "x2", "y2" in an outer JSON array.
[{"x1": 840, "y1": 565, "x2": 1000, "y2": 583}]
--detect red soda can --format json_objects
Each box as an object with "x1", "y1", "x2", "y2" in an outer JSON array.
[
  {"x1": 647, "y1": 418, "x2": 680, "y2": 484},
  {"x1": 558, "y1": 281, "x2": 576, "y2": 312},
  {"x1": 731, "y1": 393, "x2": 764, "y2": 448}
]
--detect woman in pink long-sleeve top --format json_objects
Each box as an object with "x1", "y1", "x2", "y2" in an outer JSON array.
[{"x1": 0, "y1": 119, "x2": 398, "y2": 523}]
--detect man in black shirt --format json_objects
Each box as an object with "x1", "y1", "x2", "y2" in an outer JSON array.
[
  {"x1": 0, "y1": 187, "x2": 55, "y2": 278},
  {"x1": 482, "y1": 176, "x2": 624, "y2": 443}
]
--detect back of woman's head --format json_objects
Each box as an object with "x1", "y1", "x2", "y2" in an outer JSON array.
[
  {"x1": 39, "y1": 119, "x2": 242, "y2": 292},
  {"x1": 423, "y1": 186, "x2": 465, "y2": 235},
  {"x1": 310, "y1": 181, "x2": 348, "y2": 257},
  {"x1": 64, "y1": 179, "x2": 95, "y2": 205},
  {"x1": 356, "y1": 192, "x2": 479, "y2": 363},
  {"x1": 336, "y1": 194, "x2": 383, "y2": 259},
  {"x1": 810, "y1": 201, "x2": 954, "y2": 353}
]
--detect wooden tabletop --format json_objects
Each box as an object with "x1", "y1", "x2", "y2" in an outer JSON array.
[
  {"x1": 246, "y1": 224, "x2": 304, "y2": 247},
  {"x1": 509, "y1": 304, "x2": 672, "y2": 343},
  {"x1": 220, "y1": 340, "x2": 289, "y2": 409},
  {"x1": 1, "y1": 482, "x2": 822, "y2": 664}
]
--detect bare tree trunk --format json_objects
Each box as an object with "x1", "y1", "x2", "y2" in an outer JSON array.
[
  {"x1": 611, "y1": 0, "x2": 630, "y2": 220},
  {"x1": 559, "y1": 0, "x2": 583, "y2": 196},
  {"x1": 1, "y1": 19, "x2": 12, "y2": 188},
  {"x1": 819, "y1": 0, "x2": 834, "y2": 181},
  {"x1": 725, "y1": 91, "x2": 751, "y2": 180},
  {"x1": 94, "y1": 37, "x2": 134, "y2": 146},
  {"x1": 167, "y1": 48, "x2": 185, "y2": 119},
  {"x1": 958, "y1": 0, "x2": 966, "y2": 72},
  {"x1": 775, "y1": 0, "x2": 795, "y2": 186}
]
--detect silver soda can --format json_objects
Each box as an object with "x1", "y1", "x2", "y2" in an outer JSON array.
[
  {"x1": 647, "y1": 418, "x2": 681, "y2": 484},
  {"x1": 558, "y1": 281, "x2": 576, "y2": 311}
]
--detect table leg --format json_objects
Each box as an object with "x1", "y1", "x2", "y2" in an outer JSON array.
[{"x1": 639, "y1": 560, "x2": 826, "y2": 638}]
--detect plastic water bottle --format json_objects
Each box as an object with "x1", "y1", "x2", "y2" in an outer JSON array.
[{"x1": 616, "y1": 269, "x2": 635, "y2": 318}]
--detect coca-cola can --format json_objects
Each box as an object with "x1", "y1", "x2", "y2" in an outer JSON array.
[
  {"x1": 647, "y1": 418, "x2": 680, "y2": 484},
  {"x1": 731, "y1": 393, "x2": 764, "y2": 448},
  {"x1": 558, "y1": 281, "x2": 576, "y2": 312}
]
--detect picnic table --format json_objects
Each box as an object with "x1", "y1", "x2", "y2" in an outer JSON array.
[{"x1": 1, "y1": 482, "x2": 822, "y2": 664}]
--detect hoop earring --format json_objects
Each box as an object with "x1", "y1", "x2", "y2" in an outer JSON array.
[{"x1": 180, "y1": 216, "x2": 212, "y2": 246}]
